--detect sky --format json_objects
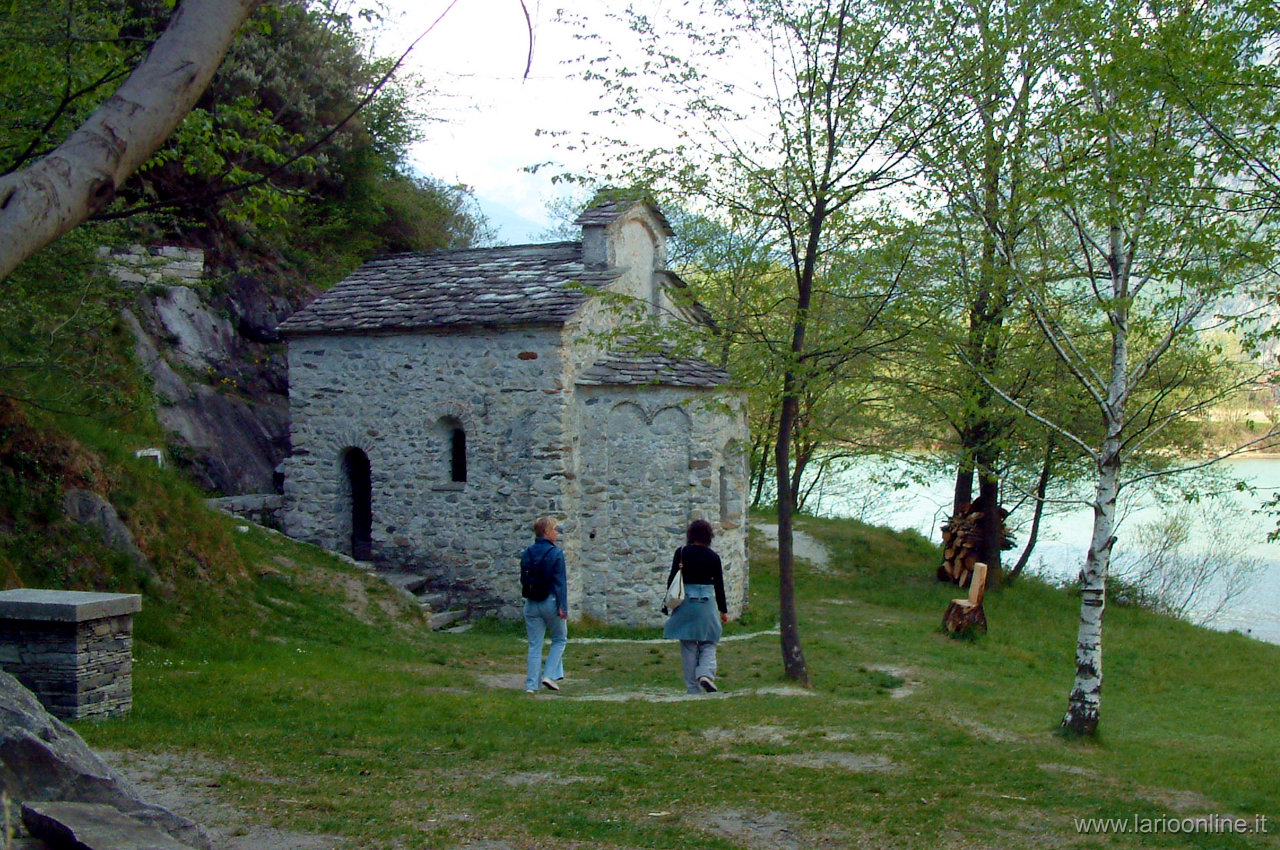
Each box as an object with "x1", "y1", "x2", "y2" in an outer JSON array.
[{"x1": 367, "y1": 0, "x2": 619, "y2": 242}]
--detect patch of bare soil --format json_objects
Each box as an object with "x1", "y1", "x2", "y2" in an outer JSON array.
[
  {"x1": 100, "y1": 750, "x2": 341, "y2": 850},
  {"x1": 721, "y1": 751, "x2": 897, "y2": 773},
  {"x1": 1037, "y1": 762, "x2": 1103, "y2": 780},
  {"x1": 702, "y1": 809, "x2": 802, "y2": 849},
  {"x1": 866, "y1": 664, "x2": 924, "y2": 700},
  {"x1": 567, "y1": 686, "x2": 817, "y2": 703},
  {"x1": 700, "y1": 808, "x2": 863, "y2": 849},
  {"x1": 500, "y1": 771, "x2": 603, "y2": 787},
  {"x1": 702, "y1": 725, "x2": 794, "y2": 746},
  {"x1": 1134, "y1": 786, "x2": 1220, "y2": 814},
  {"x1": 777, "y1": 752, "x2": 896, "y2": 772},
  {"x1": 476, "y1": 672, "x2": 818, "y2": 703},
  {"x1": 963, "y1": 720, "x2": 1029, "y2": 744}
]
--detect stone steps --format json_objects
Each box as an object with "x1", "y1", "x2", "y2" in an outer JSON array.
[
  {"x1": 369, "y1": 568, "x2": 471, "y2": 631},
  {"x1": 427, "y1": 609, "x2": 467, "y2": 630}
]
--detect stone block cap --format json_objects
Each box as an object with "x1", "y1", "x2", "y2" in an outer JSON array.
[{"x1": 0, "y1": 589, "x2": 142, "y2": 622}]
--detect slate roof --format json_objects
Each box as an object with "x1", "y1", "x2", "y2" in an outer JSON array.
[
  {"x1": 575, "y1": 200, "x2": 674, "y2": 236},
  {"x1": 278, "y1": 242, "x2": 622, "y2": 335},
  {"x1": 577, "y1": 349, "x2": 731, "y2": 388}
]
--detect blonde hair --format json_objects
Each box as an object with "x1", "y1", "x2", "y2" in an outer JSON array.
[{"x1": 533, "y1": 516, "x2": 558, "y2": 538}]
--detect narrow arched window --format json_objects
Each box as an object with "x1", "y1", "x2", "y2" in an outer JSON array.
[
  {"x1": 719, "y1": 464, "x2": 730, "y2": 524},
  {"x1": 435, "y1": 416, "x2": 467, "y2": 488},
  {"x1": 450, "y1": 427, "x2": 467, "y2": 483},
  {"x1": 342, "y1": 447, "x2": 373, "y2": 560}
]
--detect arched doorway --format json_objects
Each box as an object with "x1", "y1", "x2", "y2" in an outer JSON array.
[{"x1": 343, "y1": 448, "x2": 373, "y2": 560}]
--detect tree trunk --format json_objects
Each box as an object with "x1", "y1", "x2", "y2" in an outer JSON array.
[
  {"x1": 952, "y1": 448, "x2": 974, "y2": 516},
  {"x1": 975, "y1": 467, "x2": 1003, "y2": 585},
  {"x1": 1061, "y1": 447, "x2": 1119, "y2": 736},
  {"x1": 775, "y1": 384, "x2": 811, "y2": 687},
  {"x1": 1062, "y1": 215, "x2": 1129, "y2": 737},
  {"x1": 750, "y1": 412, "x2": 776, "y2": 507},
  {"x1": 773, "y1": 194, "x2": 825, "y2": 689},
  {"x1": 1008, "y1": 438, "x2": 1055, "y2": 582},
  {"x1": 0, "y1": 0, "x2": 262, "y2": 281}
]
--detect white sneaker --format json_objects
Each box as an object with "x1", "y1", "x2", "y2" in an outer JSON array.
[{"x1": 541, "y1": 678, "x2": 560, "y2": 691}]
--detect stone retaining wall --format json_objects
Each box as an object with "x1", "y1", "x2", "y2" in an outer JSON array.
[{"x1": 206, "y1": 494, "x2": 285, "y2": 529}]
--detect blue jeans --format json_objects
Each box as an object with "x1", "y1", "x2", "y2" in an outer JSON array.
[
  {"x1": 524, "y1": 596, "x2": 567, "y2": 690},
  {"x1": 680, "y1": 640, "x2": 718, "y2": 693}
]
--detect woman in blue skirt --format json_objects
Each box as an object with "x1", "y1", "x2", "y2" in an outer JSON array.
[{"x1": 663, "y1": 519, "x2": 729, "y2": 694}]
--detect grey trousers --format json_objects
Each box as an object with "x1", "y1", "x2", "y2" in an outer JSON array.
[{"x1": 680, "y1": 639, "x2": 718, "y2": 693}]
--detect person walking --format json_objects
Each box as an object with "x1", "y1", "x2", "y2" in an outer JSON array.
[
  {"x1": 521, "y1": 515, "x2": 568, "y2": 693},
  {"x1": 663, "y1": 519, "x2": 729, "y2": 694}
]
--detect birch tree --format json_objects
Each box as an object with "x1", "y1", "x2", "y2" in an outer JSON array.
[{"x1": 988, "y1": 0, "x2": 1279, "y2": 735}]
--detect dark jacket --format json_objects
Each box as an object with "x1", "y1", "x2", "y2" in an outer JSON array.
[
  {"x1": 666, "y1": 544, "x2": 727, "y2": 613},
  {"x1": 521, "y1": 537, "x2": 568, "y2": 612}
]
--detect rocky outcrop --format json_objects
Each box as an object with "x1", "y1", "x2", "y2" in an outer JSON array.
[
  {"x1": 23, "y1": 801, "x2": 199, "y2": 850},
  {"x1": 0, "y1": 670, "x2": 211, "y2": 849},
  {"x1": 110, "y1": 247, "x2": 307, "y2": 496},
  {"x1": 61, "y1": 489, "x2": 151, "y2": 575}
]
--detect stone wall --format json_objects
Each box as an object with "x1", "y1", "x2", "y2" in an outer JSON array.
[
  {"x1": 283, "y1": 325, "x2": 571, "y2": 616},
  {"x1": 206, "y1": 494, "x2": 285, "y2": 529},
  {"x1": 573, "y1": 385, "x2": 749, "y2": 625},
  {"x1": 0, "y1": 591, "x2": 141, "y2": 720},
  {"x1": 101, "y1": 245, "x2": 205, "y2": 286}
]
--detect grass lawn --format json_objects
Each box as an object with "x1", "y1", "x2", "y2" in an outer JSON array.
[{"x1": 79, "y1": 513, "x2": 1280, "y2": 849}]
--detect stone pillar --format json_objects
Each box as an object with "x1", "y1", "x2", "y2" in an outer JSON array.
[{"x1": 0, "y1": 590, "x2": 142, "y2": 720}]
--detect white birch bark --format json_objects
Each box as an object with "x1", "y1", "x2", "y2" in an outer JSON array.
[
  {"x1": 1063, "y1": 423, "x2": 1122, "y2": 734},
  {"x1": 0, "y1": 0, "x2": 261, "y2": 281},
  {"x1": 1063, "y1": 216, "x2": 1129, "y2": 735}
]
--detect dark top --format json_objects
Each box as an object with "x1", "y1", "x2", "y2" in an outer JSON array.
[
  {"x1": 521, "y1": 537, "x2": 568, "y2": 612},
  {"x1": 666, "y1": 544, "x2": 727, "y2": 613}
]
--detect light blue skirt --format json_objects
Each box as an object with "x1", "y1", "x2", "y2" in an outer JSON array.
[{"x1": 663, "y1": 583, "x2": 722, "y2": 643}]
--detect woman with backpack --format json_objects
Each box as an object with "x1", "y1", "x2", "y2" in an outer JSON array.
[
  {"x1": 521, "y1": 515, "x2": 568, "y2": 693},
  {"x1": 662, "y1": 518, "x2": 729, "y2": 694}
]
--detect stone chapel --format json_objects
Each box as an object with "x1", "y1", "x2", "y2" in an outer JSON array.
[{"x1": 278, "y1": 200, "x2": 749, "y2": 626}]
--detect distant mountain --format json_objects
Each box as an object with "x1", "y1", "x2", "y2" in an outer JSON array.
[
  {"x1": 474, "y1": 196, "x2": 551, "y2": 246},
  {"x1": 1213, "y1": 292, "x2": 1280, "y2": 365}
]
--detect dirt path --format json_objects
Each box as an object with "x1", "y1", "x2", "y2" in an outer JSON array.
[
  {"x1": 751, "y1": 522, "x2": 833, "y2": 572},
  {"x1": 99, "y1": 750, "x2": 341, "y2": 850}
]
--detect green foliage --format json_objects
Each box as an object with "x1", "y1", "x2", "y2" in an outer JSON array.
[
  {"x1": 0, "y1": 0, "x2": 164, "y2": 175},
  {"x1": 2, "y1": 0, "x2": 488, "y2": 279},
  {"x1": 118, "y1": 0, "x2": 489, "y2": 272},
  {"x1": 0, "y1": 225, "x2": 148, "y2": 414}
]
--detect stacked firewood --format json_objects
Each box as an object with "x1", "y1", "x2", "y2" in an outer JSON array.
[{"x1": 937, "y1": 502, "x2": 1012, "y2": 586}]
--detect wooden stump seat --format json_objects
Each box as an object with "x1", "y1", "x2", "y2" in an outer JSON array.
[{"x1": 942, "y1": 561, "x2": 988, "y2": 637}]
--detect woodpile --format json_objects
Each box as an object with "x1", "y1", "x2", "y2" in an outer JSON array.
[
  {"x1": 937, "y1": 502, "x2": 1012, "y2": 586},
  {"x1": 943, "y1": 562, "x2": 988, "y2": 637}
]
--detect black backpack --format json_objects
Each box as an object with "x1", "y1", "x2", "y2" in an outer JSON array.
[{"x1": 520, "y1": 546, "x2": 556, "y2": 601}]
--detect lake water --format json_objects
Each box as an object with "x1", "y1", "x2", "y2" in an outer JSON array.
[{"x1": 805, "y1": 456, "x2": 1280, "y2": 645}]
